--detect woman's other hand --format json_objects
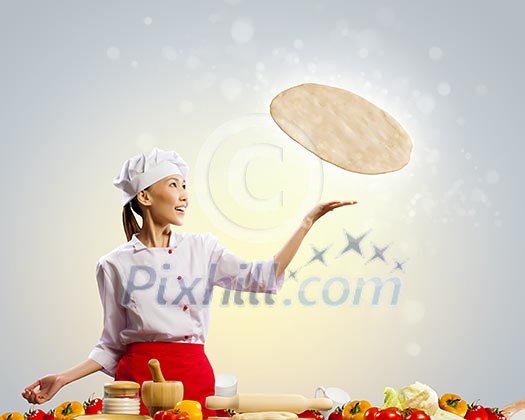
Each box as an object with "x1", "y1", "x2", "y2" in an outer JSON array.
[
  {"x1": 21, "y1": 374, "x2": 64, "y2": 404},
  {"x1": 303, "y1": 200, "x2": 358, "y2": 227},
  {"x1": 273, "y1": 199, "x2": 358, "y2": 279}
]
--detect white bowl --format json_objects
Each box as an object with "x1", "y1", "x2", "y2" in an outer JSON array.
[
  {"x1": 102, "y1": 410, "x2": 140, "y2": 415},
  {"x1": 104, "y1": 402, "x2": 140, "y2": 406},
  {"x1": 103, "y1": 407, "x2": 140, "y2": 411},
  {"x1": 103, "y1": 406, "x2": 140, "y2": 410},
  {"x1": 103, "y1": 401, "x2": 140, "y2": 404},
  {"x1": 104, "y1": 401, "x2": 140, "y2": 405}
]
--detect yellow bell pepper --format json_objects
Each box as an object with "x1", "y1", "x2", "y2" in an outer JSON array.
[
  {"x1": 54, "y1": 402, "x2": 85, "y2": 420},
  {"x1": 1, "y1": 413, "x2": 24, "y2": 420},
  {"x1": 343, "y1": 400, "x2": 372, "y2": 420},
  {"x1": 174, "y1": 400, "x2": 202, "y2": 420},
  {"x1": 439, "y1": 394, "x2": 468, "y2": 418}
]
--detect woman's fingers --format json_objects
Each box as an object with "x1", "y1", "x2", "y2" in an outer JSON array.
[
  {"x1": 22, "y1": 380, "x2": 44, "y2": 404},
  {"x1": 324, "y1": 200, "x2": 358, "y2": 211},
  {"x1": 325, "y1": 200, "x2": 357, "y2": 206},
  {"x1": 31, "y1": 392, "x2": 45, "y2": 404},
  {"x1": 305, "y1": 199, "x2": 358, "y2": 225},
  {"x1": 21, "y1": 391, "x2": 35, "y2": 404},
  {"x1": 26, "y1": 391, "x2": 38, "y2": 404},
  {"x1": 335, "y1": 200, "x2": 358, "y2": 205},
  {"x1": 25, "y1": 380, "x2": 40, "y2": 391}
]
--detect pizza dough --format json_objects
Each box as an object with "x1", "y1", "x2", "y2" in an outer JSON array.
[
  {"x1": 270, "y1": 83, "x2": 412, "y2": 174},
  {"x1": 232, "y1": 412, "x2": 299, "y2": 420}
]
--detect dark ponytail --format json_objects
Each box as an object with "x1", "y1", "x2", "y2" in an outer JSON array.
[{"x1": 122, "y1": 196, "x2": 144, "y2": 241}]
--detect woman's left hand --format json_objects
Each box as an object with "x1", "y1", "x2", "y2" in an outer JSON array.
[{"x1": 303, "y1": 200, "x2": 358, "y2": 227}]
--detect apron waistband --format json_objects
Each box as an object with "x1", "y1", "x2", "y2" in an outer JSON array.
[{"x1": 125, "y1": 341, "x2": 205, "y2": 356}]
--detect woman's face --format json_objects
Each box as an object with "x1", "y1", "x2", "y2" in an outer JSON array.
[{"x1": 141, "y1": 174, "x2": 188, "y2": 226}]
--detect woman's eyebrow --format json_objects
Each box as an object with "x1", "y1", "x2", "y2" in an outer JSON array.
[{"x1": 168, "y1": 177, "x2": 186, "y2": 183}]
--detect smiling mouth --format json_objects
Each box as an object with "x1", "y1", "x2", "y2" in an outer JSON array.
[{"x1": 175, "y1": 207, "x2": 186, "y2": 215}]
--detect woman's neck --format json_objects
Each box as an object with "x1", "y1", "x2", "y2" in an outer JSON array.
[{"x1": 137, "y1": 223, "x2": 172, "y2": 248}]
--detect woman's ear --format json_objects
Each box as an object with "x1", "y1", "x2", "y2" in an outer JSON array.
[{"x1": 136, "y1": 190, "x2": 152, "y2": 207}]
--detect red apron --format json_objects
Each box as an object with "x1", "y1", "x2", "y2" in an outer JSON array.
[{"x1": 115, "y1": 342, "x2": 217, "y2": 418}]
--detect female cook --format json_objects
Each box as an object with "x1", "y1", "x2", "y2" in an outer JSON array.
[{"x1": 22, "y1": 148, "x2": 357, "y2": 417}]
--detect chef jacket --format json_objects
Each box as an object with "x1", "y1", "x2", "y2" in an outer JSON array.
[{"x1": 88, "y1": 230, "x2": 285, "y2": 376}]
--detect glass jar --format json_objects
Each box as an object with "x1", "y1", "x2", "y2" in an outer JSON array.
[{"x1": 103, "y1": 381, "x2": 141, "y2": 414}]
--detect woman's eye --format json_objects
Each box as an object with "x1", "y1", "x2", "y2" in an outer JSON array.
[{"x1": 170, "y1": 182, "x2": 186, "y2": 189}]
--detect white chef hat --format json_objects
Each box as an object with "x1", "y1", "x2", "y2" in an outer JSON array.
[{"x1": 113, "y1": 147, "x2": 189, "y2": 206}]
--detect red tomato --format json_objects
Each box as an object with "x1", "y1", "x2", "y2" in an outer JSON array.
[
  {"x1": 25, "y1": 409, "x2": 45, "y2": 420},
  {"x1": 486, "y1": 408, "x2": 507, "y2": 420},
  {"x1": 329, "y1": 408, "x2": 344, "y2": 420},
  {"x1": 465, "y1": 406, "x2": 489, "y2": 420},
  {"x1": 83, "y1": 396, "x2": 103, "y2": 415},
  {"x1": 154, "y1": 411, "x2": 178, "y2": 420},
  {"x1": 365, "y1": 407, "x2": 379, "y2": 420},
  {"x1": 374, "y1": 408, "x2": 403, "y2": 420},
  {"x1": 153, "y1": 410, "x2": 189, "y2": 420},
  {"x1": 299, "y1": 411, "x2": 324, "y2": 420},
  {"x1": 42, "y1": 411, "x2": 55, "y2": 420},
  {"x1": 404, "y1": 409, "x2": 431, "y2": 420},
  {"x1": 214, "y1": 409, "x2": 233, "y2": 418},
  {"x1": 486, "y1": 409, "x2": 499, "y2": 420}
]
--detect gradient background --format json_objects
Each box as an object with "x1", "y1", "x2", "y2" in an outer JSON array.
[{"x1": 1, "y1": 0, "x2": 523, "y2": 413}]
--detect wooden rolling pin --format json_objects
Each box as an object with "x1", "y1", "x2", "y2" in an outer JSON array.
[{"x1": 206, "y1": 394, "x2": 333, "y2": 413}]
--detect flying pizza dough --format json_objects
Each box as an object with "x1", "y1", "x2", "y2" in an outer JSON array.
[{"x1": 270, "y1": 83, "x2": 412, "y2": 174}]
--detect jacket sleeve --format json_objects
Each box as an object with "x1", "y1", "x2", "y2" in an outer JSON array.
[
  {"x1": 88, "y1": 259, "x2": 127, "y2": 377},
  {"x1": 205, "y1": 232, "x2": 285, "y2": 294}
]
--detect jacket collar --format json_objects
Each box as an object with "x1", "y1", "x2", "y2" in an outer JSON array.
[{"x1": 131, "y1": 230, "x2": 179, "y2": 251}]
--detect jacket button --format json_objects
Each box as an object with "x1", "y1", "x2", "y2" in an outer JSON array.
[{"x1": 183, "y1": 304, "x2": 189, "y2": 311}]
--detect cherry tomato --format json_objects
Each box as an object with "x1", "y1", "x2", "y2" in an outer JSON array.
[
  {"x1": 42, "y1": 411, "x2": 55, "y2": 420},
  {"x1": 25, "y1": 409, "x2": 46, "y2": 420},
  {"x1": 404, "y1": 409, "x2": 431, "y2": 420},
  {"x1": 486, "y1": 408, "x2": 507, "y2": 420},
  {"x1": 154, "y1": 411, "x2": 177, "y2": 420},
  {"x1": 154, "y1": 410, "x2": 190, "y2": 420},
  {"x1": 365, "y1": 407, "x2": 379, "y2": 420},
  {"x1": 329, "y1": 407, "x2": 345, "y2": 420},
  {"x1": 374, "y1": 408, "x2": 403, "y2": 420},
  {"x1": 466, "y1": 405, "x2": 489, "y2": 420},
  {"x1": 299, "y1": 411, "x2": 325, "y2": 420},
  {"x1": 83, "y1": 396, "x2": 103, "y2": 415}
]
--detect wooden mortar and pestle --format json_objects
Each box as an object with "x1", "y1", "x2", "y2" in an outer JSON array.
[{"x1": 141, "y1": 359, "x2": 184, "y2": 416}]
